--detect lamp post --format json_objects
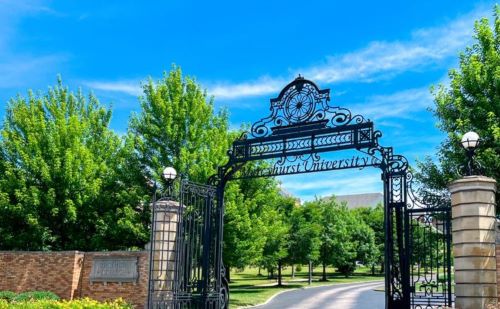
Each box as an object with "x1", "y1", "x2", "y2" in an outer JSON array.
[
  {"x1": 162, "y1": 166, "x2": 177, "y2": 181},
  {"x1": 461, "y1": 131, "x2": 480, "y2": 176},
  {"x1": 162, "y1": 166, "x2": 177, "y2": 193}
]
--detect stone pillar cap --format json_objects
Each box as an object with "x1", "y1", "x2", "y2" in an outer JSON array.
[{"x1": 448, "y1": 176, "x2": 497, "y2": 193}]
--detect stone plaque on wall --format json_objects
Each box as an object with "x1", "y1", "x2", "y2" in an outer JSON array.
[{"x1": 90, "y1": 256, "x2": 138, "y2": 283}]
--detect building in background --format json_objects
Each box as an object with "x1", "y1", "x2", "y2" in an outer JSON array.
[{"x1": 323, "y1": 192, "x2": 383, "y2": 209}]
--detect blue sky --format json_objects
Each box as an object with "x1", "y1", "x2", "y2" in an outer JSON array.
[{"x1": 0, "y1": 0, "x2": 496, "y2": 201}]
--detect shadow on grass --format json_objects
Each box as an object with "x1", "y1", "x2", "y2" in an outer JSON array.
[
  {"x1": 231, "y1": 283, "x2": 304, "y2": 290},
  {"x1": 234, "y1": 274, "x2": 268, "y2": 279}
]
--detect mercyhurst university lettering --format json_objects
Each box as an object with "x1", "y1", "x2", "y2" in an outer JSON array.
[{"x1": 244, "y1": 155, "x2": 378, "y2": 178}]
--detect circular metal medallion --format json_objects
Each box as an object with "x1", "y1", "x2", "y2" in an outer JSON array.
[{"x1": 284, "y1": 88, "x2": 315, "y2": 123}]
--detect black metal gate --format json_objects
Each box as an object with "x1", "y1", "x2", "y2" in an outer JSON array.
[
  {"x1": 146, "y1": 76, "x2": 453, "y2": 309},
  {"x1": 147, "y1": 178, "x2": 228, "y2": 308},
  {"x1": 406, "y1": 201, "x2": 453, "y2": 308}
]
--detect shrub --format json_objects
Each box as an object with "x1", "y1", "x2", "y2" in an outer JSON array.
[
  {"x1": 0, "y1": 291, "x2": 16, "y2": 302},
  {"x1": 13, "y1": 291, "x2": 60, "y2": 302},
  {"x1": 0, "y1": 297, "x2": 131, "y2": 308},
  {"x1": 337, "y1": 264, "x2": 356, "y2": 277},
  {"x1": 295, "y1": 264, "x2": 302, "y2": 272}
]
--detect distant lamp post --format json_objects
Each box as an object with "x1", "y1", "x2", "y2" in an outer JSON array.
[
  {"x1": 461, "y1": 131, "x2": 480, "y2": 176},
  {"x1": 162, "y1": 167, "x2": 177, "y2": 181}
]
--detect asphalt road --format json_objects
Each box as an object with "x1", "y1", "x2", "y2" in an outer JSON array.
[{"x1": 251, "y1": 281, "x2": 385, "y2": 309}]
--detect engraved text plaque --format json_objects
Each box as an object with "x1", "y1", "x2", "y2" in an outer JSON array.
[{"x1": 90, "y1": 256, "x2": 138, "y2": 283}]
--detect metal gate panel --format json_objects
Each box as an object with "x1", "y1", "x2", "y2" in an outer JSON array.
[
  {"x1": 406, "y1": 207, "x2": 453, "y2": 308},
  {"x1": 148, "y1": 178, "x2": 222, "y2": 309}
]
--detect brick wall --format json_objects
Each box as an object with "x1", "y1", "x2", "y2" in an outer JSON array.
[
  {"x1": 0, "y1": 251, "x2": 84, "y2": 299},
  {"x1": 0, "y1": 251, "x2": 149, "y2": 308}
]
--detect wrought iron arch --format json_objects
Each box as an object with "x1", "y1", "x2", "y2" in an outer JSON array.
[
  {"x1": 148, "y1": 76, "x2": 453, "y2": 309},
  {"x1": 208, "y1": 76, "x2": 453, "y2": 309}
]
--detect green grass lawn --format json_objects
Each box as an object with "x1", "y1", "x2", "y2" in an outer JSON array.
[{"x1": 229, "y1": 266, "x2": 384, "y2": 308}]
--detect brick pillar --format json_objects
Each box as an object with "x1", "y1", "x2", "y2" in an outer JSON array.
[{"x1": 449, "y1": 176, "x2": 497, "y2": 309}]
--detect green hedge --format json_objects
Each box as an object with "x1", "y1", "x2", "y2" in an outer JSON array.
[
  {"x1": 0, "y1": 291, "x2": 16, "y2": 302},
  {"x1": 13, "y1": 291, "x2": 60, "y2": 302},
  {"x1": 0, "y1": 291, "x2": 59, "y2": 303},
  {"x1": 0, "y1": 297, "x2": 131, "y2": 308}
]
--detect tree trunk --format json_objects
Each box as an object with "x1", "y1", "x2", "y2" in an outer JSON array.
[
  {"x1": 278, "y1": 260, "x2": 282, "y2": 286},
  {"x1": 371, "y1": 264, "x2": 375, "y2": 276},
  {"x1": 380, "y1": 262, "x2": 384, "y2": 273},
  {"x1": 226, "y1": 267, "x2": 231, "y2": 283},
  {"x1": 308, "y1": 260, "x2": 312, "y2": 285},
  {"x1": 258, "y1": 266, "x2": 261, "y2": 276},
  {"x1": 291, "y1": 264, "x2": 295, "y2": 278},
  {"x1": 321, "y1": 261, "x2": 327, "y2": 281}
]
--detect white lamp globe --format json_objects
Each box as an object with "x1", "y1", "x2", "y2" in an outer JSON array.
[
  {"x1": 162, "y1": 167, "x2": 177, "y2": 180},
  {"x1": 461, "y1": 131, "x2": 480, "y2": 150}
]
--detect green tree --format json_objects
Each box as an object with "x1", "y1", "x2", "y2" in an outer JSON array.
[
  {"x1": 350, "y1": 213, "x2": 377, "y2": 269},
  {"x1": 353, "y1": 204, "x2": 385, "y2": 274},
  {"x1": 129, "y1": 66, "x2": 231, "y2": 184},
  {"x1": 324, "y1": 202, "x2": 357, "y2": 277},
  {"x1": 316, "y1": 199, "x2": 338, "y2": 281},
  {"x1": 128, "y1": 66, "x2": 285, "y2": 280},
  {"x1": 222, "y1": 182, "x2": 266, "y2": 281},
  {"x1": 260, "y1": 207, "x2": 289, "y2": 282},
  {"x1": 417, "y1": 6, "x2": 500, "y2": 204},
  {"x1": 287, "y1": 202, "x2": 322, "y2": 273},
  {"x1": 310, "y1": 199, "x2": 376, "y2": 278},
  {"x1": 0, "y1": 80, "x2": 149, "y2": 250}
]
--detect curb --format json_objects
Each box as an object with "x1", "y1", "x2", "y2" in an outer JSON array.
[
  {"x1": 237, "y1": 280, "x2": 384, "y2": 308},
  {"x1": 238, "y1": 288, "x2": 298, "y2": 309}
]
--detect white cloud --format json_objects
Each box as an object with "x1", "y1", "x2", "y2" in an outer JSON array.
[
  {"x1": 84, "y1": 81, "x2": 142, "y2": 96},
  {"x1": 209, "y1": 7, "x2": 483, "y2": 99},
  {"x1": 80, "y1": 6, "x2": 485, "y2": 101},
  {"x1": 0, "y1": 54, "x2": 65, "y2": 88},
  {"x1": 350, "y1": 87, "x2": 433, "y2": 120},
  {"x1": 208, "y1": 76, "x2": 285, "y2": 99},
  {"x1": 303, "y1": 12, "x2": 476, "y2": 84},
  {"x1": 84, "y1": 76, "x2": 286, "y2": 100}
]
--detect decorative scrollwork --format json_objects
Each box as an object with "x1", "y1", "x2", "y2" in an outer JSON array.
[
  {"x1": 249, "y1": 76, "x2": 367, "y2": 138},
  {"x1": 182, "y1": 179, "x2": 217, "y2": 198},
  {"x1": 406, "y1": 172, "x2": 450, "y2": 210}
]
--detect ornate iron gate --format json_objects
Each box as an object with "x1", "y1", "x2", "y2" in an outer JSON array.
[
  {"x1": 406, "y1": 185, "x2": 453, "y2": 308},
  {"x1": 147, "y1": 76, "x2": 453, "y2": 308},
  {"x1": 147, "y1": 178, "x2": 228, "y2": 308}
]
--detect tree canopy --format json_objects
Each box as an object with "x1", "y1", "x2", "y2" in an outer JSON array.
[
  {"x1": 0, "y1": 80, "x2": 149, "y2": 250},
  {"x1": 417, "y1": 6, "x2": 499, "y2": 201},
  {"x1": 129, "y1": 66, "x2": 231, "y2": 184}
]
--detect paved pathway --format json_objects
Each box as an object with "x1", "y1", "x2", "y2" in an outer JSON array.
[{"x1": 251, "y1": 281, "x2": 384, "y2": 309}]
